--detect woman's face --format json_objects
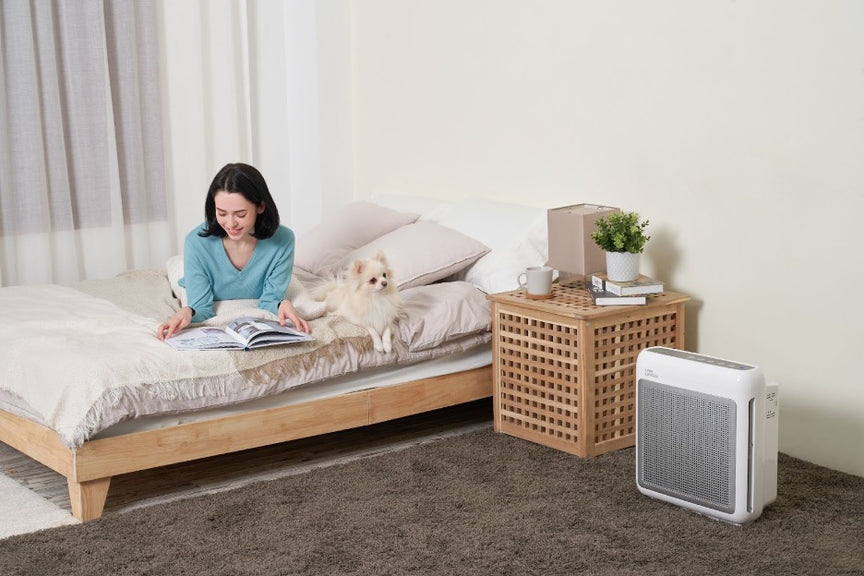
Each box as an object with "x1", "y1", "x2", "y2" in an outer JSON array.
[{"x1": 214, "y1": 190, "x2": 264, "y2": 240}]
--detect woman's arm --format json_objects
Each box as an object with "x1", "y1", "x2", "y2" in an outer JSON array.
[
  {"x1": 183, "y1": 234, "x2": 216, "y2": 322},
  {"x1": 257, "y1": 227, "x2": 295, "y2": 317},
  {"x1": 157, "y1": 306, "x2": 194, "y2": 340},
  {"x1": 278, "y1": 299, "x2": 309, "y2": 333}
]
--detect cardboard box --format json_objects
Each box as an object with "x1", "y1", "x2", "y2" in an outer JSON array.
[{"x1": 547, "y1": 204, "x2": 619, "y2": 275}]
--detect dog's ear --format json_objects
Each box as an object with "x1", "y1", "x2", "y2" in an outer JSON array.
[
  {"x1": 373, "y1": 250, "x2": 388, "y2": 265},
  {"x1": 351, "y1": 259, "x2": 365, "y2": 277}
]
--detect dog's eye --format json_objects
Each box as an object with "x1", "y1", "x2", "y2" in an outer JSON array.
[
  {"x1": 369, "y1": 278, "x2": 377, "y2": 284},
  {"x1": 382, "y1": 272, "x2": 387, "y2": 278}
]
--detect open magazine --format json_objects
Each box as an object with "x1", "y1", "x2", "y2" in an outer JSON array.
[{"x1": 166, "y1": 317, "x2": 314, "y2": 351}]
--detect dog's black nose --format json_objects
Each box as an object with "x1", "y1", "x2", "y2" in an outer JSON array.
[{"x1": 381, "y1": 280, "x2": 388, "y2": 287}]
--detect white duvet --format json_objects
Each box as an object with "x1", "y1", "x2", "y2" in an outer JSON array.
[{"x1": 0, "y1": 270, "x2": 491, "y2": 449}]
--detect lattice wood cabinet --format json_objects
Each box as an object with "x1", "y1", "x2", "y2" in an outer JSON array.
[{"x1": 488, "y1": 281, "x2": 690, "y2": 457}]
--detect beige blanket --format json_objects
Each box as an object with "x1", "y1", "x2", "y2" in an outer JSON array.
[{"x1": 0, "y1": 270, "x2": 490, "y2": 449}]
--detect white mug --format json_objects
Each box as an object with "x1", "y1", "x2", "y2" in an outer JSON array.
[{"x1": 517, "y1": 266, "x2": 554, "y2": 297}]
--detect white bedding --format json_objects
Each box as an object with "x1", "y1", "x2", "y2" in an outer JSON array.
[{"x1": 0, "y1": 269, "x2": 491, "y2": 449}]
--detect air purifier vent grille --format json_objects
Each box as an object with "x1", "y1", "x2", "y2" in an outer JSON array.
[{"x1": 637, "y1": 379, "x2": 737, "y2": 513}]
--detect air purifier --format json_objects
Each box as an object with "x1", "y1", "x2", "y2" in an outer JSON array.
[{"x1": 635, "y1": 347, "x2": 779, "y2": 524}]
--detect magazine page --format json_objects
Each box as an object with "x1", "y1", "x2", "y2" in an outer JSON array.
[
  {"x1": 225, "y1": 317, "x2": 314, "y2": 348},
  {"x1": 165, "y1": 326, "x2": 244, "y2": 351}
]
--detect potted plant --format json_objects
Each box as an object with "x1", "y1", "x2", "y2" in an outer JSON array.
[{"x1": 590, "y1": 211, "x2": 651, "y2": 282}]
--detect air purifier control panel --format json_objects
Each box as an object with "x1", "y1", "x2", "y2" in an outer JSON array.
[{"x1": 647, "y1": 347, "x2": 755, "y2": 371}]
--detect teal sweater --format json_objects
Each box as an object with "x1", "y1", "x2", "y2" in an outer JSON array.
[{"x1": 179, "y1": 224, "x2": 295, "y2": 323}]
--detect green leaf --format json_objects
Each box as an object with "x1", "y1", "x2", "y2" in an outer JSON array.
[{"x1": 590, "y1": 211, "x2": 651, "y2": 253}]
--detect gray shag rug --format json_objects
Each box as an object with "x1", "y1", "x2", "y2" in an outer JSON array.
[{"x1": 1, "y1": 428, "x2": 863, "y2": 576}]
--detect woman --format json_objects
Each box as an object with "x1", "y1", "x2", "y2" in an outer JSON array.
[{"x1": 157, "y1": 163, "x2": 309, "y2": 340}]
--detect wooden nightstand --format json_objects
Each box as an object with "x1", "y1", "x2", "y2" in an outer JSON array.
[{"x1": 488, "y1": 280, "x2": 690, "y2": 457}]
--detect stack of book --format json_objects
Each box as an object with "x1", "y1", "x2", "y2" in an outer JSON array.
[{"x1": 586, "y1": 273, "x2": 664, "y2": 306}]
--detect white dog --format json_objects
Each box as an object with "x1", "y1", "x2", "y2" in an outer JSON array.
[{"x1": 313, "y1": 251, "x2": 403, "y2": 353}]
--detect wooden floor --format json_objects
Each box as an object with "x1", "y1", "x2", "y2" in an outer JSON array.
[{"x1": 0, "y1": 399, "x2": 493, "y2": 518}]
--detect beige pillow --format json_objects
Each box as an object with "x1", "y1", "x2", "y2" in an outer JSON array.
[
  {"x1": 294, "y1": 201, "x2": 419, "y2": 276},
  {"x1": 343, "y1": 221, "x2": 490, "y2": 289},
  {"x1": 397, "y1": 282, "x2": 491, "y2": 352}
]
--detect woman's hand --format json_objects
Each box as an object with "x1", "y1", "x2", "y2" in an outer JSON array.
[
  {"x1": 279, "y1": 299, "x2": 309, "y2": 333},
  {"x1": 157, "y1": 307, "x2": 193, "y2": 340}
]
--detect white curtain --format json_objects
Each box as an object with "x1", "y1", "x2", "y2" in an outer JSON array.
[
  {"x1": 159, "y1": 0, "x2": 328, "y2": 254},
  {"x1": 0, "y1": 0, "x2": 172, "y2": 287},
  {"x1": 1, "y1": 0, "x2": 336, "y2": 288}
]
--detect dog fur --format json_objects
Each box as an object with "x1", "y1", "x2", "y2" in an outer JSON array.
[{"x1": 312, "y1": 251, "x2": 403, "y2": 353}]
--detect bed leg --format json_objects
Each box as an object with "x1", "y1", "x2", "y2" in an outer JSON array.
[{"x1": 67, "y1": 477, "x2": 111, "y2": 521}]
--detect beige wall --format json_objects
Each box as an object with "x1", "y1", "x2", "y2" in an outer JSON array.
[
  {"x1": 349, "y1": 1, "x2": 864, "y2": 475},
  {"x1": 155, "y1": 1, "x2": 863, "y2": 476}
]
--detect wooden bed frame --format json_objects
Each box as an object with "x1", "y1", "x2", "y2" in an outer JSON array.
[{"x1": 0, "y1": 366, "x2": 491, "y2": 521}]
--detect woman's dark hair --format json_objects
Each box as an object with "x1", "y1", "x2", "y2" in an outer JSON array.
[{"x1": 199, "y1": 163, "x2": 280, "y2": 239}]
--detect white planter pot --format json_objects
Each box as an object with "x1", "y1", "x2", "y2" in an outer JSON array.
[{"x1": 605, "y1": 252, "x2": 640, "y2": 282}]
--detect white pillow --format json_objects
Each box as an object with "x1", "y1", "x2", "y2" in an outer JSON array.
[
  {"x1": 342, "y1": 221, "x2": 490, "y2": 290},
  {"x1": 165, "y1": 256, "x2": 325, "y2": 321},
  {"x1": 284, "y1": 275, "x2": 327, "y2": 321},
  {"x1": 166, "y1": 254, "x2": 186, "y2": 305},
  {"x1": 431, "y1": 198, "x2": 549, "y2": 294},
  {"x1": 294, "y1": 201, "x2": 419, "y2": 276},
  {"x1": 203, "y1": 302, "x2": 276, "y2": 326}
]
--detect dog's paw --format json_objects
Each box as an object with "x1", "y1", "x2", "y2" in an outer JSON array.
[
  {"x1": 381, "y1": 326, "x2": 393, "y2": 354},
  {"x1": 368, "y1": 329, "x2": 385, "y2": 352}
]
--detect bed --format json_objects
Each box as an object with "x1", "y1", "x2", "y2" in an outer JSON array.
[{"x1": 0, "y1": 197, "x2": 549, "y2": 521}]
